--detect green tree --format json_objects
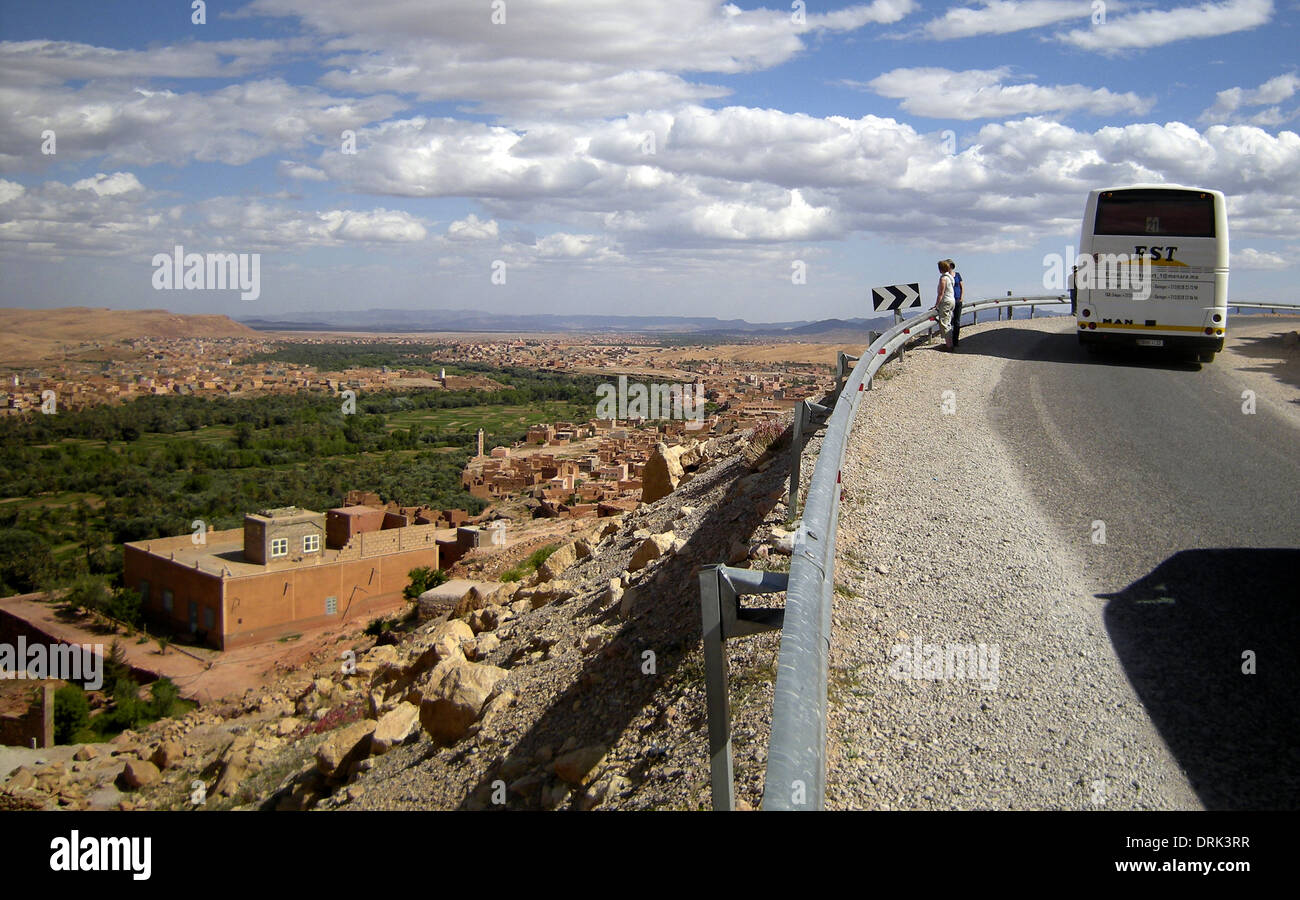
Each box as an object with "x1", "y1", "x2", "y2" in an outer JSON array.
[
  {"x1": 103, "y1": 587, "x2": 142, "y2": 628},
  {"x1": 53, "y1": 684, "x2": 91, "y2": 744},
  {"x1": 102, "y1": 678, "x2": 145, "y2": 733},
  {"x1": 403, "y1": 566, "x2": 448, "y2": 601},
  {"x1": 62, "y1": 574, "x2": 112, "y2": 616},
  {"x1": 0, "y1": 529, "x2": 55, "y2": 594},
  {"x1": 103, "y1": 639, "x2": 132, "y2": 688},
  {"x1": 148, "y1": 677, "x2": 180, "y2": 719}
]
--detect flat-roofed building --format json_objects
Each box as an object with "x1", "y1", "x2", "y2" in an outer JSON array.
[{"x1": 124, "y1": 506, "x2": 438, "y2": 650}]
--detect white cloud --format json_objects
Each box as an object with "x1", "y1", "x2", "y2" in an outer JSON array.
[
  {"x1": 249, "y1": 0, "x2": 916, "y2": 118},
  {"x1": 859, "y1": 67, "x2": 1152, "y2": 119},
  {"x1": 1058, "y1": 0, "x2": 1273, "y2": 53},
  {"x1": 447, "y1": 214, "x2": 499, "y2": 241},
  {"x1": 72, "y1": 171, "x2": 143, "y2": 196},
  {"x1": 0, "y1": 38, "x2": 306, "y2": 86},
  {"x1": 1200, "y1": 72, "x2": 1299, "y2": 124},
  {"x1": 1233, "y1": 247, "x2": 1289, "y2": 269},
  {"x1": 921, "y1": 1, "x2": 1092, "y2": 40},
  {"x1": 278, "y1": 160, "x2": 329, "y2": 181},
  {"x1": 0, "y1": 77, "x2": 406, "y2": 171}
]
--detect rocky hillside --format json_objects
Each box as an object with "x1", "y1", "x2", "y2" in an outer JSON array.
[{"x1": 0, "y1": 418, "x2": 818, "y2": 812}]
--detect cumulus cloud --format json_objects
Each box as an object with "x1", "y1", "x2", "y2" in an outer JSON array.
[
  {"x1": 250, "y1": 0, "x2": 916, "y2": 118},
  {"x1": 71, "y1": 171, "x2": 143, "y2": 196},
  {"x1": 1200, "y1": 72, "x2": 1299, "y2": 124},
  {"x1": 278, "y1": 160, "x2": 329, "y2": 181},
  {"x1": 1233, "y1": 247, "x2": 1289, "y2": 269},
  {"x1": 1058, "y1": 0, "x2": 1274, "y2": 53},
  {"x1": 921, "y1": 1, "x2": 1092, "y2": 40},
  {"x1": 0, "y1": 174, "x2": 434, "y2": 259},
  {"x1": 0, "y1": 77, "x2": 406, "y2": 171},
  {"x1": 857, "y1": 67, "x2": 1152, "y2": 119},
  {"x1": 0, "y1": 38, "x2": 306, "y2": 86},
  {"x1": 447, "y1": 214, "x2": 500, "y2": 241}
]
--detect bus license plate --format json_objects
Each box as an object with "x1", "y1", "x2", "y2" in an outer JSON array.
[{"x1": 1136, "y1": 339, "x2": 1164, "y2": 347}]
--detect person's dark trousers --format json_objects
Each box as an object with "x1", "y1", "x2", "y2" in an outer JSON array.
[{"x1": 951, "y1": 300, "x2": 963, "y2": 348}]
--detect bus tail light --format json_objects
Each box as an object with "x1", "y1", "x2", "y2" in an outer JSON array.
[
  {"x1": 1205, "y1": 327, "x2": 1213, "y2": 335},
  {"x1": 1088, "y1": 322, "x2": 1096, "y2": 329}
]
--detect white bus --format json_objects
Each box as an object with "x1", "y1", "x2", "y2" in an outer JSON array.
[{"x1": 1075, "y1": 184, "x2": 1228, "y2": 362}]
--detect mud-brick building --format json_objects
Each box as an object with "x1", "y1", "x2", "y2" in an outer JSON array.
[{"x1": 123, "y1": 506, "x2": 440, "y2": 650}]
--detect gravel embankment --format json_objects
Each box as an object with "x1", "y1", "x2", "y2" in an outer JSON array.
[{"x1": 826, "y1": 317, "x2": 1202, "y2": 810}]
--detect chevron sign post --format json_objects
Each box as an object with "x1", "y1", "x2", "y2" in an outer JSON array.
[{"x1": 871, "y1": 282, "x2": 921, "y2": 312}]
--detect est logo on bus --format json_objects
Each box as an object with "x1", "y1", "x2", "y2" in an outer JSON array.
[{"x1": 1133, "y1": 246, "x2": 1178, "y2": 261}]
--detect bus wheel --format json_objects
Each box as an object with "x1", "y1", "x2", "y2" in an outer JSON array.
[{"x1": 1197, "y1": 351, "x2": 1216, "y2": 363}]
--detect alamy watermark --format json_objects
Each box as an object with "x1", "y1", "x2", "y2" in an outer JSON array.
[
  {"x1": 151, "y1": 244, "x2": 261, "y2": 302},
  {"x1": 1043, "y1": 245, "x2": 1152, "y2": 301},
  {"x1": 595, "y1": 375, "x2": 705, "y2": 427},
  {"x1": 888, "y1": 636, "x2": 1000, "y2": 691},
  {"x1": 0, "y1": 638, "x2": 104, "y2": 690}
]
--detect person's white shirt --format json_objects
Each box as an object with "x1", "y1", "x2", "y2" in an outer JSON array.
[{"x1": 937, "y1": 272, "x2": 955, "y2": 306}]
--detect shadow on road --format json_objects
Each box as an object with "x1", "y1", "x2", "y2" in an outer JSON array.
[
  {"x1": 1100, "y1": 548, "x2": 1300, "y2": 810},
  {"x1": 1225, "y1": 325, "x2": 1300, "y2": 392},
  {"x1": 946, "y1": 323, "x2": 1204, "y2": 372}
]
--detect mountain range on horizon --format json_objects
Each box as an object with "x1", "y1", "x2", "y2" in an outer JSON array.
[{"x1": 237, "y1": 308, "x2": 909, "y2": 336}]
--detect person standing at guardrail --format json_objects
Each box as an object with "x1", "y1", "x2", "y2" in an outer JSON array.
[
  {"x1": 933, "y1": 260, "x2": 956, "y2": 350},
  {"x1": 945, "y1": 259, "x2": 963, "y2": 348}
]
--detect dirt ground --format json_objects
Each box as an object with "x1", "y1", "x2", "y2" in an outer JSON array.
[{"x1": 0, "y1": 592, "x2": 394, "y2": 704}]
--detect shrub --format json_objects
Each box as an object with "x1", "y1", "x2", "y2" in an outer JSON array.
[
  {"x1": 61, "y1": 575, "x2": 112, "y2": 616},
  {"x1": 402, "y1": 566, "x2": 448, "y2": 601},
  {"x1": 53, "y1": 684, "x2": 91, "y2": 744},
  {"x1": 148, "y1": 677, "x2": 180, "y2": 719}
]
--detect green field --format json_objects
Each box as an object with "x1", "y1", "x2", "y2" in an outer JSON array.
[{"x1": 385, "y1": 401, "x2": 591, "y2": 435}]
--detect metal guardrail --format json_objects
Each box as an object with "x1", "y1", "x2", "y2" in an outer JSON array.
[
  {"x1": 702, "y1": 292, "x2": 1299, "y2": 811},
  {"x1": 760, "y1": 294, "x2": 1069, "y2": 811},
  {"x1": 1227, "y1": 302, "x2": 1300, "y2": 313}
]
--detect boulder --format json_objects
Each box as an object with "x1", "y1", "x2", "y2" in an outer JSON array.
[
  {"x1": 72, "y1": 746, "x2": 98, "y2": 762},
  {"x1": 417, "y1": 660, "x2": 509, "y2": 745},
  {"x1": 370, "y1": 703, "x2": 421, "y2": 755},
  {"x1": 641, "y1": 443, "x2": 686, "y2": 503},
  {"x1": 471, "y1": 632, "x2": 501, "y2": 660},
  {"x1": 602, "y1": 578, "x2": 624, "y2": 609},
  {"x1": 354, "y1": 643, "x2": 400, "y2": 679},
  {"x1": 150, "y1": 741, "x2": 184, "y2": 770},
  {"x1": 119, "y1": 760, "x2": 160, "y2": 790},
  {"x1": 552, "y1": 744, "x2": 608, "y2": 786},
  {"x1": 537, "y1": 542, "x2": 579, "y2": 582},
  {"x1": 6, "y1": 766, "x2": 36, "y2": 790},
  {"x1": 629, "y1": 531, "x2": 676, "y2": 572},
  {"x1": 316, "y1": 720, "x2": 377, "y2": 778}
]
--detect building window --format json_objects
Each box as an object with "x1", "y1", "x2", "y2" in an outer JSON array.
[
  {"x1": 162, "y1": 589, "x2": 173, "y2": 613},
  {"x1": 325, "y1": 596, "x2": 337, "y2": 615},
  {"x1": 203, "y1": 607, "x2": 215, "y2": 630},
  {"x1": 270, "y1": 537, "x2": 288, "y2": 557},
  {"x1": 303, "y1": 534, "x2": 320, "y2": 553},
  {"x1": 139, "y1": 580, "x2": 150, "y2": 605}
]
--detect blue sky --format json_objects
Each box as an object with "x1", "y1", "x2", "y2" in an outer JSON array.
[{"x1": 1, "y1": 0, "x2": 1296, "y2": 322}]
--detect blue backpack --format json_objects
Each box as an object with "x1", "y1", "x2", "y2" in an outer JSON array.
[{"x1": 953, "y1": 272, "x2": 963, "y2": 302}]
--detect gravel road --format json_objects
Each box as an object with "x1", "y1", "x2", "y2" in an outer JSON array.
[{"x1": 824, "y1": 314, "x2": 1284, "y2": 810}]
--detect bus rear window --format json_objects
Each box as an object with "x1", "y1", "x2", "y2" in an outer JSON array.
[{"x1": 1094, "y1": 189, "x2": 1216, "y2": 237}]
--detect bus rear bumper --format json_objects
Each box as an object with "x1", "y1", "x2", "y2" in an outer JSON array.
[{"x1": 1077, "y1": 330, "x2": 1224, "y2": 353}]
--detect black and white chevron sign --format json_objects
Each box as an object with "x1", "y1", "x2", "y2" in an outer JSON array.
[{"x1": 871, "y1": 282, "x2": 921, "y2": 311}]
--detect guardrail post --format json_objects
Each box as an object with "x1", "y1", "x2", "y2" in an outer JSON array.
[
  {"x1": 788, "y1": 400, "x2": 806, "y2": 516},
  {"x1": 699, "y1": 565, "x2": 736, "y2": 811},
  {"x1": 698, "y1": 565, "x2": 787, "y2": 811},
  {"x1": 1029, "y1": 304, "x2": 1035, "y2": 319}
]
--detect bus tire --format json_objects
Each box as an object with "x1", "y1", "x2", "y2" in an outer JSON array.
[{"x1": 1197, "y1": 350, "x2": 1216, "y2": 363}]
